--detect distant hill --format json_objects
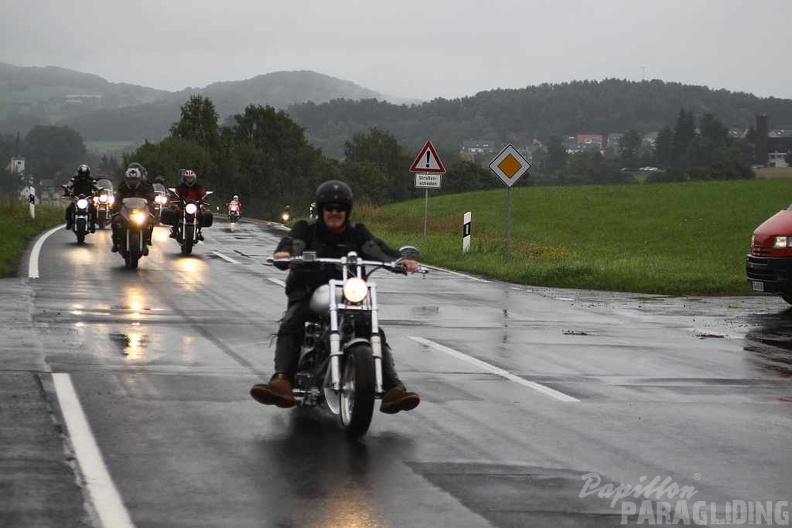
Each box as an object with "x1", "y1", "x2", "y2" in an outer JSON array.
[
  {"x1": 286, "y1": 78, "x2": 792, "y2": 157},
  {"x1": 0, "y1": 62, "x2": 169, "y2": 133},
  {"x1": 62, "y1": 69, "x2": 410, "y2": 142}
]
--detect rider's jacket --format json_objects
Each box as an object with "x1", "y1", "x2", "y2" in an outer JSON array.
[
  {"x1": 64, "y1": 176, "x2": 97, "y2": 197},
  {"x1": 174, "y1": 183, "x2": 207, "y2": 203},
  {"x1": 276, "y1": 219, "x2": 401, "y2": 300},
  {"x1": 112, "y1": 181, "x2": 156, "y2": 212},
  {"x1": 227, "y1": 199, "x2": 241, "y2": 210}
]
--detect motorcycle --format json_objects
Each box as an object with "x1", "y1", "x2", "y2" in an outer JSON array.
[
  {"x1": 94, "y1": 178, "x2": 114, "y2": 230},
  {"x1": 228, "y1": 202, "x2": 241, "y2": 223},
  {"x1": 280, "y1": 208, "x2": 291, "y2": 224},
  {"x1": 114, "y1": 197, "x2": 151, "y2": 269},
  {"x1": 71, "y1": 194, "x2": 93, "y2": 244},
  {"x1": 93, "y1": 189, "x2": 114, "y2": 230},
  {"x1": 164, "y1": 190, "x2": 213, "y2": 255},
  {"x1": 153, "y1": 191, "x2": 168, "y2": 224},
  {"x1": 269, "y1": 247, "x2": 426, "y2": 438}
]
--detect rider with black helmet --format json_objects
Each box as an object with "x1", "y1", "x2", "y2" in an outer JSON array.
[
  {"x1": 63, "y1": 164, "x2": 98, "y2": 231},
  {"x1": 250, "y1": 180, "x2": 421, "y2": 414},
  {"x1": 110, "y1": 164, "x2": 156, "y2": 252}
]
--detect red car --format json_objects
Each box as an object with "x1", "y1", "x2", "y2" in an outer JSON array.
[{"x1": 747, "y1": 206, "x2": 792, "y2": 303}]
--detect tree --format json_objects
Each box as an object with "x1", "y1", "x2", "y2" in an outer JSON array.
[
  {"x1": 342, "y1": 128, "x2": 413, "y2": 202},
  {"x1": 671, "y1": 108, "x2": 697, "y2": 168},
  {"x1": 544, "y1": 135, "x2": 568, "y2": 173},
  {"x1": 170, "y1": 95, "x2": 220, "y2": 151},
  {"x1": 619, "y1": 129, "x2": 643, "y2": 167},
  {"x1": 653, "y1": 126, "x2": 674, "y2": 168},
  {"x1": 24, "y1": 125, "x2": 87, "y2": 183}
]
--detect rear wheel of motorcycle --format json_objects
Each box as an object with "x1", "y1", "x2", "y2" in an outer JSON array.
[{"x1": 340, "y1": 344, "x2": 375, "y2": 438}]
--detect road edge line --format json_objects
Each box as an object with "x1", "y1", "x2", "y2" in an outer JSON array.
[
  {"x1": 28, "y1": 225, "x2": 63, "y2": 279},
  {"x1": 52, "y1": 373, "x2": 135, "y2": 528}
]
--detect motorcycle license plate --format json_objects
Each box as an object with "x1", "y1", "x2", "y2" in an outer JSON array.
[{"x1": 751, "y1": 281, "x2": 765, "y2": 292}]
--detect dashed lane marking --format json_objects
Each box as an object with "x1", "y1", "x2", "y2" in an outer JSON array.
[{"x1": 409, "y1": 336, "x2": 580, "y2": 403}]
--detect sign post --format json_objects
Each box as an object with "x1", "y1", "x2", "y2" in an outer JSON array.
[
  {"x1": 488, "y1": 144, "x2": 531, "y2": 258},
  {"x1": 409, "y1": 140, "x2": 446, "y2": 239}
]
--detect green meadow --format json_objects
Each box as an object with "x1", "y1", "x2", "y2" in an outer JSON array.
[
  {"x1": 355, "y1": 179, "x2": 792, "y2": 296},
  {"x1": 0, "y1": 198, "x2": 63, "y2": 276}
]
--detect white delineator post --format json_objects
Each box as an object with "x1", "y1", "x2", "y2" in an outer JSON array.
[{"x1": 463, "y1": 211, "x2": 471, "y2": 252}]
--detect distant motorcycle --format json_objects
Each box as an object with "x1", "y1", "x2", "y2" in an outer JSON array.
[
  {"x1": 114, "y1": 197, "x2": 151, "y2": 269},
  {"x1": 228, "y1": 202, "x2": 241, "y2": 223},
  {"x1": 268, "y1": 247, "x2": 426, "y2": 438},
  {"x1": 280, "y1": 209, "x2": 291, "y2": 223},
  {"x1": 93, "y1": 190, "x2": 114, "y2": 230},
  {"x1": 153, "y1": 191, "x2": 168, "y2": 223}
]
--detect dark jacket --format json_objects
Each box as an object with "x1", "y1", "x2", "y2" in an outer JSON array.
[
  {"x1": 64, "y1": 176, "x2": 98, "y2": 197},
  {"x1": 112, "y1": 181, "x2": 156, "y2": 212},
  {"x1": 276, "y1": 219, "x2": 401, "y2": 300}
]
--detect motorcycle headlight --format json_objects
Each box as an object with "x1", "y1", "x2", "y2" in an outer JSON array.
[
  {"x1": 155, "y1": 195, "x2": 167, "y2": 205},
  {"x1": 131, "y1": 211, "x2": 147, "y2": 225},
  {"x1": 342, "y1": 277, "x2": 368, "y2": 303},
  {"x1": 185, "y1": 203, "x2": 198, "y2": 215},
  {"x1": 99, "y1": 195, "x2": 108, "y2": 203},
  {"x1": 76, "y1": 198, "x2": 89, "y2": 210},
  {"x1": 109, "y1": 196, "x2": 115, "y2": 205}
]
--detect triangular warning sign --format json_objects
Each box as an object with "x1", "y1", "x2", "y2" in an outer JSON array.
[{"x1": 409, "y1": 140, "x2": 446, "y2": 173}]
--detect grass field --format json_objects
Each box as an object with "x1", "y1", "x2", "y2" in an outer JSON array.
[
  {"x1": 355, "y1": 179, "x2": 792, "y2": 296},
  {"x1": 0, "y1": 198, "x2": 63, "y2": 277}
]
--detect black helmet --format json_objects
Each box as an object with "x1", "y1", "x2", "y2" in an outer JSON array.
[
  {"x1": 315, "y1": 180, "x2": 353, "y2": 213},
  {"x1": 76, "y1": 164, "x2": 91, "y2": 178}
]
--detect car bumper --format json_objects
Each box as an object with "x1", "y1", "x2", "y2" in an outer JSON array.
[{"x1": 746, "y1": 254, "x2": 792, "y2": 293}]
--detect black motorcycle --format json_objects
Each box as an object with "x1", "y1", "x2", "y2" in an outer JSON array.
[{"x1": 114, "y1": 197, "x2": 151, "y2": 269}]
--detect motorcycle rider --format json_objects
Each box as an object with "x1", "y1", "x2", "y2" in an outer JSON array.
[
  {"x1": 227, "y1": 194, "x2": 242, "y2": 215},
  {"x1": 63, "y1": 164, "x2": 98, "y2": 232},
  {"x1": 170, "y1": 169, "x2": 208, "y2": 240},
  {"x1": 110, "y1": 165, "x2": 156, "y2": 253},
  {"x1": 250, "y1": 180, "x2": 421, "y2": 414}
]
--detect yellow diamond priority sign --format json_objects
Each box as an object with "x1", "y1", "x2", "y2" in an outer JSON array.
[{"x1": 489, "y1": 144, "x2": 531, "y2": 187}]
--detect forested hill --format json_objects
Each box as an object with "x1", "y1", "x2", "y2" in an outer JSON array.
[
  {"x1": 62, "y1": 70, "x2": 402, "y2": 141},
  {"x1": 287, "y1": 78, "x2": 792, "y2": 158}
]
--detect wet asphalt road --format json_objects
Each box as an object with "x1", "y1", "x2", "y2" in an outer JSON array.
[{"x1": 3, "y1": 219, "x2": 791, "y2": 527}]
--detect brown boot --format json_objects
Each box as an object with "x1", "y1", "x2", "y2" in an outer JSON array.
[
  {"x1": 380, "y1": 384, "x2": 420, "y2": 414},
  {"x1": 250, "y1": 374, "x2": 297, "y2": 408}
]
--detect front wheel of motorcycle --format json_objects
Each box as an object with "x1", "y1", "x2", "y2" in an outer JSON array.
[{"x1": 339, "y1": 344, "x2": 376, "y2": 438}]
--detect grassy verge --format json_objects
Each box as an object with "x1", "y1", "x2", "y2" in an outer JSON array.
[
  {"x1": 0, "y1": 198, "x2": 64, "y2": 277},
  {"x1": 354, "y1": 179, "x2": 791, "y2": 296}
]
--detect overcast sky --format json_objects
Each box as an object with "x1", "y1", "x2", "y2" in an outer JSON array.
[{"x1": 2, "y1": 0, "x2": 791, "y2": 101}]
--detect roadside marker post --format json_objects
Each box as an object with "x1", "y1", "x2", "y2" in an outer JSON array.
[{"x1": 463, "y1": 211, "x2": 471, "y2": 252}]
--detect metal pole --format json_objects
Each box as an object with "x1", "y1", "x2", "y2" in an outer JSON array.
[
  {"x1": 423, "y1": 189, "x2": 429, "y2": 239},
  {"x1": 507, "y1": 187, "x2": 512, "y2": 258}
]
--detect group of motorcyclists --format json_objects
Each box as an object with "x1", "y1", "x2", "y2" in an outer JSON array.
[
  {"x1": 62, "y1": 163, "x2": 218, "y2": 252},
  {"x1": 62, "y1": 166, "x2": 422, "y2": 418}
]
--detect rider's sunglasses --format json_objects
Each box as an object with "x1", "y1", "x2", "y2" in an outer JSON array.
[{"x1": 323, "y1": 204, "x2": 346, "y2": 213}]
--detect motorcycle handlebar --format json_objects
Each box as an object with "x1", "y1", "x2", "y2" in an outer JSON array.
[{"x1": 265, "y1": 256, "x2": 428, "y2": 275}]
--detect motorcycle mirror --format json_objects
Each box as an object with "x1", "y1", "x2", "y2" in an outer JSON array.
[
  {"x1": 205, "y1": 191, "x2": 214, "y2": 197},
  {"x1": 398, "y1": 246, "x2": 420, "y2": 260}
]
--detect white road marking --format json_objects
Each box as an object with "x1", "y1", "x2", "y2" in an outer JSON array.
[
  {"x1": 409, "y1": 336, "x2": 580, "y2": 403},
  {"x1": 52, "y1": 373, "x2": 135, "y2": 528},
  {"x1": 421, "y1": 264, "x2": 491, "y2": 283},
  {"x1": 268, "y1": 278, "x2": 286, "y2": 287},
  {"x1": 28, "y1": 225, "x2": 63, "y2": 278},
  {"x1": 211, "y1": 251, "x2": 241, "y2": 264}
]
